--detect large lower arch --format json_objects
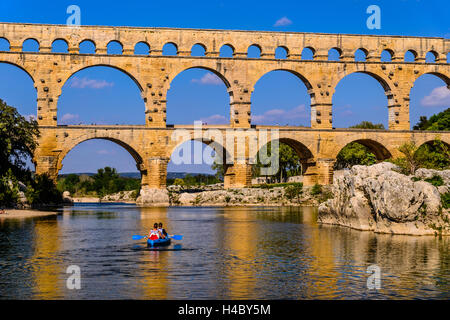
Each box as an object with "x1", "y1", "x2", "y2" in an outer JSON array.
[
  {"x1": 332, "y1": 71, "x2": 392, "y2": 129},
  {"x1": 250, "y1": 69, "x2": 312, "y2": 126},
  {"x1": 409, "y1": 71, "x2": 450, "y2": 130},
  {"x1": 57, "y1": 65, "x2": 145, "y2": 125},
  {"x1": 0, "y1": 61, "x2": 37, "y2": 119},
  {"x1": 252, "y1": 137, "x2": 315, "y2": 183},
  {"x1": 334, "y1": 139, "x2": 392, "y2": 162},
  {"x1": 167, "y1": 134, "x2": 233, "y2": 186},
  {"x1": 57, "y1": 137, "x2": 144, "y2": 174},
  {"x1": 166, "y1": 66, "x2": 231, "y2": 125}
]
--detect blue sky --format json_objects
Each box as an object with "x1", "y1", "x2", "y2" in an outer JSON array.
[{"x1": 0, "y1": 0, "x2": 448, "y2": 174}]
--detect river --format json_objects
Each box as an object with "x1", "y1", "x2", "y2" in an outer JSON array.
[{"x1": 0, "y1": 204, "x2": 448, "y2": 299}]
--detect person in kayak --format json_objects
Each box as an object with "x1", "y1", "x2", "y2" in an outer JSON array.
[
  {"x1": 147, "y1": 223, "x2": 161, "y2": 240},
  {"x1": 158, "y1": 222, "x2": 168, "y2": 239}
]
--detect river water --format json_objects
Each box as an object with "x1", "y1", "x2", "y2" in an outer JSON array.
[{"x1": 0, "y1": 204, "x2": 448, "y2": 299}]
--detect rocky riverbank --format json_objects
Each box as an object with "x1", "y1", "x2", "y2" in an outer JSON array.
[
  {"x1": 318, "y1": 163, "x2": 450, "y2": 236},
  {"x1": 135, "y1": 183, "x2": 327, "y2": 207}
]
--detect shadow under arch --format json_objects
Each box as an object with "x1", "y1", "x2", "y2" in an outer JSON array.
[
  {"x1": 58, "y1": 137, "x2": 144, "y2": 173},
  {"x1": 336, "y1": 139, "x2": 392, "y2": 161},
  {"x1": 61, "y1": 63, "x2": 144, "y2": 92}
]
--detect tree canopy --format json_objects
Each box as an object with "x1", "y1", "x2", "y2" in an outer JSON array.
[
  {"x1": 413, "y1": 108, "x2": 450, "y2": 131},
  {"x1": 0, "y1": 99, "x2": 39, "y2": 179},
  {"x1": 349, "y1": 121, "x2": 385, "y2": 129}
]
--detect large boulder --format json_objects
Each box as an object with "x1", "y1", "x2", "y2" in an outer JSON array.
[
  {"x1": 136, "y1": 186, "x2": 169, "y2": 206},
  {"x1": 318, "y1": 163, "x2": 450, "y2": 235}
]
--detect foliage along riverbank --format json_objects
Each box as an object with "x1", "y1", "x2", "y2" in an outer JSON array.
[{"x1": 0, "y1": 99, "x2": 63, "y2": 209}]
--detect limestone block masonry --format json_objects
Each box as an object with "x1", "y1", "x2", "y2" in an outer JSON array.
[{"x1": 0, "y1": 22, "x2": 448, "y2": 194}]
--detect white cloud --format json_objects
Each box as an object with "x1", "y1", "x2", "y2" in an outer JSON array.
[
  {"x1": 199, "y1": 114, "x2": 228, "y2": 124},
  {"x1": 421, "y1": 86, "x2": 450, "y2": 107},
  {"x1": 60, "y1": 113, "x2": 80, "y2": 124},
  {"x1": 252, "y1": 105, "x2": 308, "y2": 125},
  {"x1": 274, "y1": 17, "x2": 292, "y2": 27},
  {"x1": 70, "y1": 77, "x2": 114, "y2": 89},
  {"x1": 25, "y1": 114, "x2": 36, "y2": 121},
  {"x1": 191, "y1": 73, "x2": 223, "y2": 85}
]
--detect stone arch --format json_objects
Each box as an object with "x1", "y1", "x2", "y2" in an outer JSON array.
[
  {"x1": 168, "y1": 135, "x2": 232, "y2": 162},
  {"x1": 107, "y1": 40, "x2": 123, "y2": 55},
  {"x1": 328, "y1": 47, "x2": 342, "y2": 61},
  {"x1": 425, "y1": 50, "x2": 439, "y2": 63},
  {"x1": 165, "y1": 66, "x2": 231, "y2": 125},
  {"x1": 416, "y1": 138, "x2": 450, "y2": 149},
  {"x1": 22, "y1": 38, "x2": 39, "y2": 52},
  {"x1": 51, "y1": 38, "x2": 69, "y2": 53},
  {"x1": 412, "y1": 71, "x2": 450, "y2": 87},
  {"x1": 191, "y1": 43, "x2": 207, "y2": 56},
  {"x1": 354, "y1": 48, "x2": 368, "y2": 61},
  {"x1": 301, "y1": 47, "x2": 315, "y2": 60},
  {"x1": 57, "y1": 136, "x2": 144, "y2": 173},
  {"x1": 404, "y1": 49, "x2": 418, "y2": 62},
  {"x1": 168, "y1": 65, "x2": 231, "y2": 89},
  {"x1": 332, "y1": 70, "x2": 393, "y2": 128},
  {"x1": 251, "y1": 68, "x2": 313, "y2": 92},
  {"x1": 247, "y1": 44, "x2": 262, "y2": 58},
  {"x1": 219, "y1": 44, "x2": 234, "y2": 57},
  {"x1": 0, "y1": 37, "x2": 10, "y2": 51},
  {"x1": 0, "y1": 60, "x2": 35, "y2": 83},
  {"x1": 252, "y1": 137, "x2": 315, "y2": 176},
  {"x1": 334, "y1": 70, "x2": 392, "y2": 94},
  {"x1": 275, "y1": 46, "x2": 289, "y2": 59},
  {"x1": 134, "y1": 41, "x2": 150, "y2": 55},
  {"x1": 162, "y1": 42, "x2": 178, "y2": 55},
  {"x1": 61, "y1": 63, "x2": 144, "y2": 93},
  {"x1": 334, "y1": 138, "x2": 392, "y2": 161},
  {"x1": 250, "y1": 68, "x2": 314, "y2": 126},
  {"x1": 79, "y1": 39, "x2": 96, "y2": 54},
  {"x1": 380, "y1": 49, "x2": 394, "y2": 62},
  {"x1": 167, "y1": 134, "x2": 233, "y2": 180}
]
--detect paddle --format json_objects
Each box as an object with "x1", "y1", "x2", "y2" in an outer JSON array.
[{"x1": 132, "y1": 234, "x2": 183, "y2": 240}]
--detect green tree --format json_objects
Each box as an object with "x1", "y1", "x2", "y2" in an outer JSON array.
[
  {"x1": 335, "y1": 142, "x2": 377, "y2": 169},
  {"x1": 413, "y1": 108, "x2": 450, "y2": 131},
  {"x1": 0, "y1": 99, "x2": 39, "y2": 180},
  {"x1": 392, "y1": 139, "x2": 449, "y2": 174},
  {"x1": 255, "y1": 142, "x2": 301, "y2": 182},
  {"x1": 350, "y1": 121, "x2": 385, "y2": 129},
  {"x1": 285, "y1": 183, "x2": 303, "y2": 202}
]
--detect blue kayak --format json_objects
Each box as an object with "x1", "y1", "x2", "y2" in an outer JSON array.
[{"x1": 147, "y1": 235, "x2": 171, "y2": 247}]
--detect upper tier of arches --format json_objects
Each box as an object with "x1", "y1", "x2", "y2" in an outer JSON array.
[{"x1": 0, "y1": 23, "x2": 448, "y2": 63}]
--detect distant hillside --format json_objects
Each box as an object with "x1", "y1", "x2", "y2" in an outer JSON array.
[{"x1": 59, "y1": 172, "x2": 214, "y2": 179}]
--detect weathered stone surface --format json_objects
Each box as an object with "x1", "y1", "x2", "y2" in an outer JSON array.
[
  {"x1": 0, "y1": 23, "x2": 447, "y2": 190},
  {"x1": 62, "y1": 191, "x2": 73, "y2": 204},
  {"x1": 101, "y1": 190, "x2": 136, "y2": 203},
  {"x1": 318, "y1": 163, "x2": 450, "y2": 235},
  {"x1": 136, "y1": 186, "x2": 169, "y2": 206}
]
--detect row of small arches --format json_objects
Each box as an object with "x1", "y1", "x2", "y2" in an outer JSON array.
[{"x1": 0, "y1": 37, "x2": 448, "y2": 63}]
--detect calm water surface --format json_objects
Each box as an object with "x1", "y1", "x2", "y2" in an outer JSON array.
[{"x1": 0, "y1": 204, "x2": 448, "y2": 299}]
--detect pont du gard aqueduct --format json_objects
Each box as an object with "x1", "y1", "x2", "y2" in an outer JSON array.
[{"x1": 0, "y1": 22, "x2": 449, "y2": 192}]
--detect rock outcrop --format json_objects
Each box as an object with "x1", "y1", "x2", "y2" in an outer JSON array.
[
  {"x1": 136, "y1": 186, "x2": 170, "y2": 206},
  {"x1": 101, "y1": 190, "x2": 137, "y2": 203},
  {"x1": 318, "y1": 163, "x2": 450, "y2": 235}
]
